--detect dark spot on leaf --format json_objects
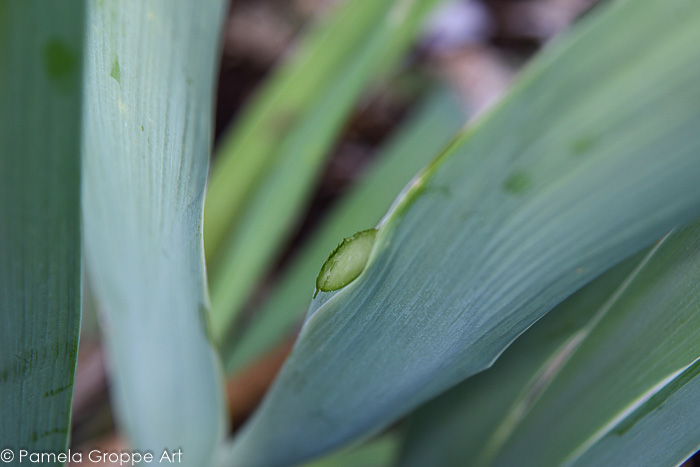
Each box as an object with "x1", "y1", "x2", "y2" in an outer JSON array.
[
  {"x1": 270, "y1": 110, "x2": 297, "y2": 135},
  {"x1": 571, "y1": 136, "x2": 595, "y2": 156},
  {"x1": 503, "y1": 171, "x2": 532, "y2": 195},
  {"x1": 31, "y1": 428, "x2": 68, "y2": 442},
  {"x1": 110, "y1": 57, "x2": 121, "y2": 83},
  {"x1": 44, "y1": 382, "x2": 73, "y2": 398},
  {"x1": 43, "y1": 39, "x2": 77, "y2": 89}
]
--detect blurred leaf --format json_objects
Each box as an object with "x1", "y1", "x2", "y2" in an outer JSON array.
[
  {"x1": 81, "y1": 1, "x2": 227, "y2": 463},
  {"x1": 206, "y1": 0, "x2": 443, "y2": 343},
  {"x1": 304, "y1": 433, "x2": 400, "y2": 467},
  {"x1": 220, "y1": 0, "x2": 700, "y2": 464},
  {"x1": 224, "y1": 89, "x2": 467, "y2": 374},
  {"x1": 0, "y1": 0, "x2": 84, "y2": 456},
  {"x1": 403, "y1": 220, "x2": 700, "y2": 466}
]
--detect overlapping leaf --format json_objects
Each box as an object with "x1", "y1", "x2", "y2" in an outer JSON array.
[
  {"x1": 82, "y1": 1, "x2": 227, "y2": 464},
  {"x1": 398, "y1": 250, "x2": 648, "y2": 466},
  {"x1": 220, "y1": 1, "x2": 700, "y2": 465},
  {"x1": 401, "y1": 219, "x2": 700, "y2": 466},
  {"x1": 479, "y1": 222, "x2": 700, "y2": 466}
]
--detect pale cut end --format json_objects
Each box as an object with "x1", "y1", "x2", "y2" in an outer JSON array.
[{"x1": 315, "y1": 229, "x2": 378, "y2": 295}]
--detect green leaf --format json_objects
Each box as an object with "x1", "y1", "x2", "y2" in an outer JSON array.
[
  {"x1": 403, "y1": 220, "x2": 700, "y2": 466},
  {"x1": 223, "y1": 90, "x2": 467, "y2": 374},
  {"x1": 81, "y1": 1, "x2": 227, "y2": 463},
  {"x1": 206, "y1": 0, "x2": 442, "y2": 343},
  {"x1": 220, "y1": 0, "x2": 700, "y2": 464},
  {"x1": 0, "y1": 0, "x2": 84, "y2": 457},
  {"x1": 572, "y1": 361, "x2": 700, "y2": 466},
  {"x1": 480, "y1": 222, "x2": 700, "y2": 466},
  {"x1": 398, "y1": 249, "x2": 648, "y2": 466},
  {"x1": 304, "y1": 433, "x2": 399, "y2": 467}
]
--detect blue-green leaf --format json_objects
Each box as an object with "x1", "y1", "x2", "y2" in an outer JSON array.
[
  {"x1": 476, "y1": 223, "x2": 700, "y2": 466},
  {"x1": 224, "y1": 90, "x2": 467, "y2": 374},
  {"x1": 82, "y1": 1, "x2": 227, "y2": 464},
  {"x1": 0, "y1": 0, "x2": 84, "y2": 457},
  {"x1": 398, "y1": 250, "x2": 648, "y2": 466},
  {"x1": 220, "y1": 0, "x2": 700, "y2": 464},
  {"x1": 403, "y1": 219, "x2": 700, "y2": 466}
]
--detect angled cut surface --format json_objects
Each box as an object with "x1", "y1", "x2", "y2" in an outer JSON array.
[
  {"x1": 316, "y1": 229, "x2": 378, "y2": 294},
  {"x1": 0, "y1": 0, "x2": 84, "y2": 456},
  {"x1": 81, "y1": 1, "x2": 227, "y2": 464},
  {"x1": 221, "y1": 0, "x2": 700, "y2": 465}
]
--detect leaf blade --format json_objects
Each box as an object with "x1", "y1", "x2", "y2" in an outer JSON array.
[
  {"x1": 0, "y1": 0, "x2": 84, "y2": 456},
  {"x1": 222, "y1": 0, "x2": 700, "y2": 464},
  {"x1": 485, "y1": 222, "x2": 700, "y2": 466},
  {"x1": 398, "y1": 248, "x2": 650, "y2": 466},
  {"x1": 401, "y1": 220, "x2": 700, "y2": 466},
  {"x1": 223, "y1": 89, "x2": 467, "y2": 374},
  {"x1": 81, "y1": 1, "x2": 227, "y2": 463}
]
